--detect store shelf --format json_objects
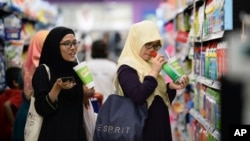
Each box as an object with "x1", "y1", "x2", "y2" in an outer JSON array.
[
  {"x1": 196, "y1": 75, "x2": 221, "y2": 90},
  {"x1": 161, "y1": 0, "x2": 226, "y2": 140},
  {"x1": 203, "y1": 31, "x2": 225, "y2": 42},
  {"x1": 213, "y1": 129, "x2": 221, "y2": 141},
  {"x1": 189, "y1": 21, "x2": 225, "y2": 42},
  {"x1": 165, "y1": 0, "x2": 197, "y2": 24},
  {"x1": 0, "y1": 2, "x2": 56, "y2": 25},
  {"x1": 165, "y1": 15, "x2": 175, "y2": 24},
  {"x1": 190, "y1": 31, "x2": 224, "y2": 42},
  {"x1": 190, "y1": 108, "x2": 221, "y2": 140}
]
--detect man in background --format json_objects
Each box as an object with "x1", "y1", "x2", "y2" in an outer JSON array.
[{"x1": 87, "y1": 39, "x2": 117, "y2": 104}]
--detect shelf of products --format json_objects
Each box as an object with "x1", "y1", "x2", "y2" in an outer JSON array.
[
  {"x1": 202, "y1": 31, "x2": 224, "y2": 42},
  {"x1": 158, "y1": 0, "x2": 234, "y2": 140},
  {"x1": 0, "y1": 0, "x2": 58, "y2": 92},
  {"x1": 196, "y1": 75, "x2": 221, "y2": 90},
  {"x1": 0, "y1": 1, "x2": 58, "y2": 25},
  {"x1": 190, "y1": 108, "x2": 220, "y2": 140}
]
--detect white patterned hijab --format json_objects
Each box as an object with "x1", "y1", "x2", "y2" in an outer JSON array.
[{"x1": 114, "y1": 20, "x2": 170, "y2": 108}]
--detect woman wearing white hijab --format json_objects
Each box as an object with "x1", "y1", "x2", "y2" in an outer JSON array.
[{"x1": 114, "y1": 20, "x2": 189, "y2": 141}]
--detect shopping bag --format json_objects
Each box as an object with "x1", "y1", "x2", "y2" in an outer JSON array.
[
  {"x1": 83, "y1": 99, "x2": 97, "y2": 141},
  {"x1": 24, "y1": 96, "x2": 43, "y2": 141},
  {"x1": 93, "y1": 94, "x2": 148, "y2": 141},
  {"x1": 24, "y1": 64, "x2": 50, "y2": 141}
]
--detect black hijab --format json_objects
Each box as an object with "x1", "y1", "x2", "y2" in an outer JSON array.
[
  {"x1": 39, "y1": 26, "x2": 79, "y2": 81},
  {"x1": 39, "y1": 27, "x2": 80, "y2": 86}
]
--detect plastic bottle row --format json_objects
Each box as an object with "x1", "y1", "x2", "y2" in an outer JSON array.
[{"x1": 193, "y1": 41, "x2": 227, "y2": 81}]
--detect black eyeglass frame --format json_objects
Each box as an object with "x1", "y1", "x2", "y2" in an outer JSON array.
[
  {"x1": 144, "y1": 42, "x2": 161, "y2": 51},
  {"x1": 59, "y1": 41, "x2": 80, "y2": 49}
]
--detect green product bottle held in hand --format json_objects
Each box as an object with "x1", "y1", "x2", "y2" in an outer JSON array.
[{"x1": 150, "y1": 51, "x2": 185, "y2": 83}]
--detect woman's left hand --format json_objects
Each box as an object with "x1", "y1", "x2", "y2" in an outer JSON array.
[
  {"x1": 83, "y1": 86, "x2": 95, "y2": 108},
  {"x1": 83, "y1": 86, "x2": 95, "y2": 98},
  {"x1": 169, "y1": 75, "x2": 189, "y2": 90}
]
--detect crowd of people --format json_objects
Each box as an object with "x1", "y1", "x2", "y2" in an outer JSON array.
[{"x1": 0, "y1": 20, "x2": 189, "y2": 141}]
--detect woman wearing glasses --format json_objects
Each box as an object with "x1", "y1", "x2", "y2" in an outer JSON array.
[
  {"x1": 114, "y1": 20, "x2": 189, "y2": 141},
  {"x1": 32, "y1": 27, "x2": 93, "y2": 141}
]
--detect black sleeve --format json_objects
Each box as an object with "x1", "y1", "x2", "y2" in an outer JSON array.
[
  {"x1": 166, "y1": 83, "x2": 176, "y2": 104},
  {"x1": 117, "y1": 65, "x2": 158, "y2": 105},
  {"x1": 32, "y1": 65, "x2": 58, "y2": 118}
]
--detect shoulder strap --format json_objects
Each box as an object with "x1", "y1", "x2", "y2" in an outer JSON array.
[{"x1": 42, "y1": 64, "x2": 51, "y2": 80}]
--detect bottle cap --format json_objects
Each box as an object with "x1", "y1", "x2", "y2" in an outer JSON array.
[{"x1": 150, "y1": 51, "x2": 157, "y2": 58}]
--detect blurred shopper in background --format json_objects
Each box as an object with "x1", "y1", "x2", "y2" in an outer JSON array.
[
  {"x1": 77, "y1": 33, "x2": 87, "y2": 62},
  {"x1": 87, "y1": 39, "x2": 117, "y2": 103},
  {"x1": 22, "y1": 30, "x2": 49, "y2": 101},
  {"x1": 106, "y1": 31, "x2": 123, "y2": 63},
  {"x1": 0, "y1": 67, "x2": 23, "y2": 141},
  {"x1": 112, "y1": 31, "x2": 123, "y2": 57},
  {"x1": 12, "y1": 30, "x2": 49, "y2": 141},
  {"x1": 114, "y1": 20, "x2": 189, "y2": 141}
]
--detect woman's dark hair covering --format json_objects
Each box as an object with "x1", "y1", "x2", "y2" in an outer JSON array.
[{"x1": 39, "y1": 26, "x2": 77, "y2": 72}]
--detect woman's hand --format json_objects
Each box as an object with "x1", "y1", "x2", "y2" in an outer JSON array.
[
  {"x1": 150, "y1": 53, "x2": 166, "y2": 78},
  {"x1": 49, "y1": 78, "x2": 76, "y2": 102},
  {"x1": 83, "y1": 86, "x2": 95, "y2": 108},
  {"x1": 57, "y1": 78, "x2": 76, "y2": 90},
  {"x1": 83, "y1": 86, "x2": 95, "y2": 98},
  {"x1": 169, "y1": 75, "x2": 189, "y2": 90}
]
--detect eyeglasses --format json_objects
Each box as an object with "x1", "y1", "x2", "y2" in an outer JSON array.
[
  {"x1": 144, "y1": 42, "x2": 161, "y2": 51},
  {"x1": 60, "y1": 41, "x2": 80, "y2": 49}
]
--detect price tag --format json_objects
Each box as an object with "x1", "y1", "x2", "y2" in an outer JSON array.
[
  {"x1": 204, "y1": 78, "x2": 213, "y2": 86},
  {"x1": 213, "y1": 130, "x2": 220, "y2": 140},
  {"x1": 213, "y1": 81, "x2": 221, "y2": 90}
]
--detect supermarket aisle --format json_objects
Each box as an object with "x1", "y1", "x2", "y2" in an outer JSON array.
[{"x1": 2, "y1": 0, "x2": 250, "y2": 140}]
